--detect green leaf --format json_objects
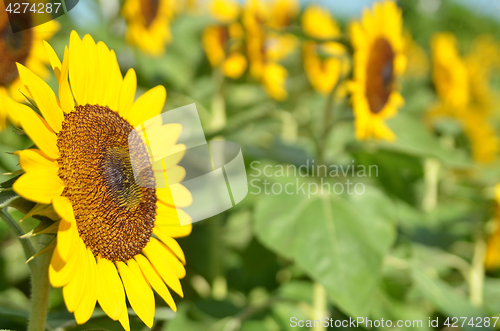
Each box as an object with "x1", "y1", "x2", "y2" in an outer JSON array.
[
  {"x1": 254, "y1": 186, "x2": 396, "y2": 317},
  {"x1": 384, "y1": 113, "x2": 471, "y2": 168},
  {"x1": 410, "y1": 262, "x2": 485, "y2": 319}
]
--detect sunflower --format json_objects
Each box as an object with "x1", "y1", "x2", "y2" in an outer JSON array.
[
  {"x1": 267, "y1": 0, "x2": 299, "y2": 31},
  {"x1": 349, "y1": 0, "x2": 406, "y2": 142},
  {"x1": 243, "y1": 0, "x2": 297, "y2": 100},
  {"x1": 301, "y1": 6, "x2": 349, "y2": 95},
  {"x1": 9, "y1": 31, "x2": 192, "y2": 330},
  {"x1": 202, "y1": 0, "x2": 247, "y2": 79},
  {"x1": 123, "y1": 0, "x2": 174, "y2": 56},
  {"x1": 0, "y1": 0, "x2": 59, "y2": 129},
  {"x1": 430, "y1": 33, "x2": 469, "y2": 112},
  {"x1": 403, "y1": 31, "x2": 429, "y2": 79}
]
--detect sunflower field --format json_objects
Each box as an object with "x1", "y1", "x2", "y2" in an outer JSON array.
[{"x1": 2, "y1": 0, "x2": 500, "y2": 330}]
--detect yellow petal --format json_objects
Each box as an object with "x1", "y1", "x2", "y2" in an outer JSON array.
[
  {"x1": 143, "y1": 240, "x2": 184, "y2": 297},
  {"x1": 117, "y1": 260, "x2": 155, "y2": 328},
  {"x1": 69, "y1": 31, "x2": 86, "y2": 105},
  {"x1": 156, "y1": 205, "x2": 193, "y2": 238},
  {"x1": 54, "y1": 217, "x2": 77, "y2": 263},
  {"x1": 59, "y1": 46, "x2": 75, "y2": 114},
  {"x1": 163, "y1": 144, "x2": 185, "y2": 170},
  {"x1": 135, "y1": 254, "x2": 177, "y2": 312},
  {"x1": 165, "y1": 165, "x2": 186, "y2": 185},
  {"x1": 16, "y1": 63, "x2": 64, "y2": 133},
  {"x1": 153, "y1": 227, "x2": 186, "y2": 264},
  {"x1": 118, "y1": 304, "x2": 130, "y2": 331},
  {"x1": 49, "y1": 238, "x2": 81, "y2": 287},
  {"x1": 128, "y1": 86, "x2": 166, "y2": 127},
  {"x1": 62, "y1": 241, "x2": 87, "y2": 312},
  {"x1": 43, "y1": 41, "x2": 62, "y2": 82},
  {"x1": 96, "y1": 257, "x2": 126, "y2": 320},
  {"x1": 17, "y1": 106, "x2": 59, "y2": 159},
  {"x1": 82, "y1": 35, "x2": 97, "y2": 105},
  {"x1": 118, "y1": 69, "x2": 137, "y2": 120},
  {"x1": 74, "y1": 247, "x2": 97, "y2": 324},
  {"x1": 157, "y1": 184, "x2": 192, "y2": 208},
  {"x1": 149, "y1": 238, "x2": 185, "y2": 278},
  {"x1": 13, "y1": 170, "x2": 64, "y2": 205},
  {"x1": 52, "y1": 196, "x2": 76, "y2": 223},
  {"x1": 15, "y1": 149, "x2": 58, "y2": 172}
]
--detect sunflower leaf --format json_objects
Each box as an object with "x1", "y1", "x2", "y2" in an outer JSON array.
[{"x1": 254, "y1": 182, "x2": 396, "y2": 317}]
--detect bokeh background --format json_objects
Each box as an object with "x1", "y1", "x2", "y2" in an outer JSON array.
[{"x1": 2, "y1": 0, "x2": 500, "y2": 330}]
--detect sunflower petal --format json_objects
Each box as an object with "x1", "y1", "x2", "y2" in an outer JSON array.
[
  {"x1": 69, "y1": 31, "x2": 87, "y2": 105},
  {"x1": 13, "y1": 170, "x2": 64, "y2": 205},
  {"x1": 43, "y1": 41, "x2": 62, "y2": 82},
  {"x1": 59, "y1": 46, "x2": 75, "y2": 114},
  {"x1": 96, "y1": 257, "x2": 126, "y2": 320},
  {"x1": 135, "y1": 254, "x2": 177, "y2": 312},
  {"x1": 117, "y1": 260, "x2": 155, "y2": 328},
  {"x1": 143, "y1": 240, "x2": 183, "y2": 297},
  {"x1": 15, "y1": 149, "x2": 58, "y2": 173},
  {"x1": 118, "y1": 304, "x2": 130, "y2": 331},
  {"x1": 16, "y1": 106, "x2": 59, "y2": 159},
  {"x1": 118, "y1": 69, "x2": 137, "y2": 120},
  {"x1": 49, "y1": 239, "x2": 80, "y2": 287},
  {"x1": 153, "y1": 227, "x2": 186, "y2": 264},
  {"x1": 62, "y1": 240, "x2": 87, "y2": 312},
  {"x1": 16, "y1": 63, "x2": 64, "y2": 133},
  {"x1": 52, "y1": 196, "x2": 76, "y2": 223},
  {"x1": 157, "y1": 184, "x2": 192, "y2": 208},
  {"x1": 74, "y1": 247, "x2": 97, "y2": 324},
  {"x1": 148, "y1": 238, "x2": 185, "y2": 278},
  {"x1": 128, "y1": 85, "x2": 166, "y2": 127}
]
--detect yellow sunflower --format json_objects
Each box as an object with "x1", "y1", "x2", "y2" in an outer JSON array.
[
  {"x1": 202, "y1": 1, "x2": 247, "y2": 79},
  {"x1": 9, "y1": 31, "x2": 192, "y2": 330},
  {"x1": 123, "y1": 0, "x2": 174, "y2": 56},
  {"x1": 403, "y1": 31, "x2": 429, "y2": 79},
  {"x1": 430, "y1": 32, "x2": 469, "y2": 112},
  {"x1": 349, "y1": 0, "x2": 406, "y2": 142},
  {"x1": 267, "y1": 0, "x2": 299, "y2": 31},
  {"x1": 0, "y1": 1, "x2": 59, "y2": 129},
  {"x1": 301, "y1": 6, "x2": 349, "y2": 95},
  {"x1": 243, "y1": 0, "x2": 297, "y2": 100}
]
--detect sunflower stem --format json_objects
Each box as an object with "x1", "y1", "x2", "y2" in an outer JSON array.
[
  {"x1": 28, "y1": 234, "x2": 53, "y2": 331},
  {"x1": 0, "y1": 208, "x2": 36, "y2": 273},
  {"x1": 209, "y1": 69, "x2": 226, "y2": 131}
]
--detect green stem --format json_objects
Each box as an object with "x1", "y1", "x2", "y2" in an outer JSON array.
[
  {"x1": 469, "y1": 239, "x2": 486, "y2": 307},
  {"x1": 209, "y1": 70, "x2": 226, "y2": 132},
  {"x1": 312, "y1": 282, "x2": 327, "y2": 331},
  {"x1": 0, "y1": 208, "x2": 36, "y2": 273},
  {"x1": 28, "y1": 234, "x2": 53, "y2": 331},
  {"x1": 317, "y1": 88, "x2": 336, "y2": 171}
]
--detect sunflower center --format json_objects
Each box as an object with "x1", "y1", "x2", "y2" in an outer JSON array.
[
  {"x1": 365, "y1": 38, "x2": 395, "y2": 114},
  {"x1": 140, "y1": 0, "x2": 160, "y2": 27},
  {"x1": 57, "y1": 104, "x2": 157, "y2": 262},
  {"x1": 0, "y1": 11, "x2": 33, "y2": 86}
]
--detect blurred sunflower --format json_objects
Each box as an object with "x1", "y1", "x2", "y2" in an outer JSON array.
[
  {"x1": 123, "y1": 0, "x2": 174, "y2": 56},
  {"x1": 243, "y1": 0, "x2": 297, "y2": 100},
  {"x1": 430, "y1": 33, "x2": 469, "y2": 112},
  {"x1": 349, "y1": 0, "x2": 406, "y2": 141},
  {"x1": 203, "y1": 0, "x2": 247, "y2": 79},
  {"x1": 10, "y1": 31, "x2": 192, "y2": 330},
  {"x1": 0, "y1": 1, "x2": 59, "y2": 129},
  {"x1": 301, "y1": 6, "x2": 349, "y2": 95},
  {"x1": 267, "y1": 0, "x2": 299, "y2": 31}
]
